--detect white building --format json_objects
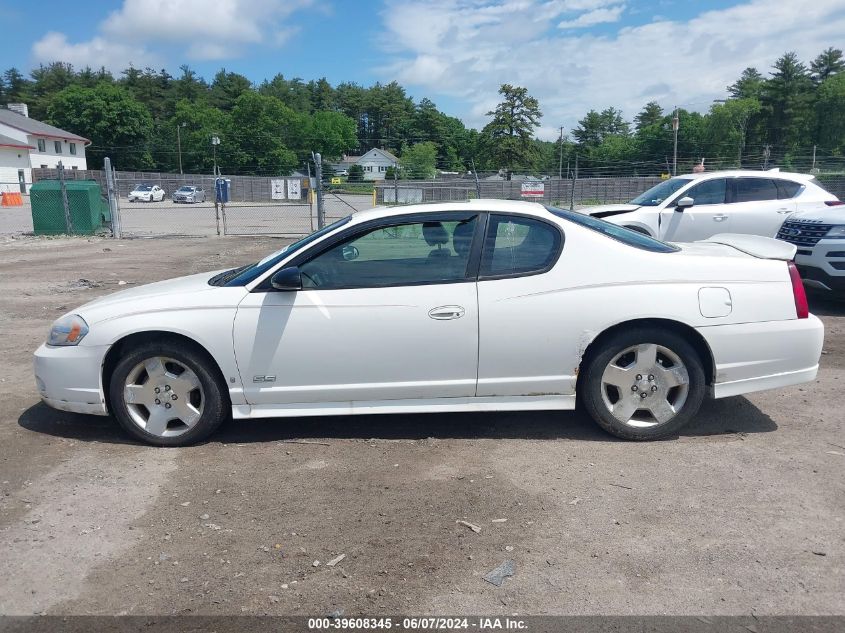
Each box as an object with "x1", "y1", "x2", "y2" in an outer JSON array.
[
  {"x1": 356, "y1": 148, "x2": 399, "y2": 181},
  {"x1": 0, "y1": 104, "x2": 89, "y2": 193}
]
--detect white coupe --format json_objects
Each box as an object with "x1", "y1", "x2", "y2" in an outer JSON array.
[
  {"x1": 34, "y1": 200, "x2": 824, "y2": 446},
  {"x1": 128, "y1": 184, "x2": 166, "y2": 202}
]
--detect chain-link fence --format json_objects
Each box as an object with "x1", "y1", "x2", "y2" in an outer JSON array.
[
  {"x1": 374, "y1": 176, "x2": 669, "y2": 206},
  {"x1": 29, "y1": 168, "x2": 318, "y2": 237},
  {"x1": 4, "y1": 166, "x2": 845, "y2": 237}
]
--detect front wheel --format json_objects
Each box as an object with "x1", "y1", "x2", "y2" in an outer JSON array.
[
  {"x1": 109, "y1": 341, "x2": 228, "y2": 446},
  {"x1": 579, "y1": 328, "x2": 706, "y2": 440}
]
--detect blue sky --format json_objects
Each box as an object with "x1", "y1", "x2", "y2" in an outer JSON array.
[{"x1": 2, "y1": 0, "x2": 844, "y2": 138}]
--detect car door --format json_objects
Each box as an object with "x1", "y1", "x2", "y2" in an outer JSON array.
[
  {"x1": 233, "y1": 213, "x2": 481, "y2": 405},
  {"x1": 726, "y1": 177, "x2": 796, "y2": 237},
  {"x1": 659, "y1": 178, "x2": 729, "y2": 241},
  {"x1": 475, "y1": 213, "x2": 568, "y2": 397}
]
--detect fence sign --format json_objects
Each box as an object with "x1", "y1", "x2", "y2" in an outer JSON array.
[
  {"x1": 520, "y1": 181, "x2": 544, "y2": 197},
  {"x1": 271, "y1": 179, "x2": 286, "y2": 200},
  {"x1": 287, "y1": 179, "x2": 301, "y2": 200}
]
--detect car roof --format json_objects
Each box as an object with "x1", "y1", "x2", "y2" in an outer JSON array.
[
  {"x1": 347, "y1": 198, "x2": 549, "y2": 225},
  {"x1": 677, "y1": 169, "x2": 816, "y2": 182}
]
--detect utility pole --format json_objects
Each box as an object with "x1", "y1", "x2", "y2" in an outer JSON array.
[
  {"x1": 393, "y1": 161, "x2": 399, "y2": 204},
  {"x1": 176, "y1": 122, "x2": 186, "y2": 175},
  {"x1": 763, "y1": 144, "x2": 771, "y2": 170},
  {"x1": 558, "y1": 126, "x2": 564, "y2": 180},
  {"x1": 672, "y1": 107, "x2": 679, "y2": 176},
  {"x1": 211, "y1": 135, "x2": 220, "y2": 176},
  {"x1": 471, "y1": 158, "x2": 481, "y2": 200},
  {"x1": 812, "y1": 144, "x2": 817, "y2": 172},
  {"x1": 569, "y1": 154, "x2": 578, "y2": 211}
]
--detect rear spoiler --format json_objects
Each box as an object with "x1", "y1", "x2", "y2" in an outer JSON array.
[{"x1": 699, "y1": 233, "x2": 797, "y2": 260}]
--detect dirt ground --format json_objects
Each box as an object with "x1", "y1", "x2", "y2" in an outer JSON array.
[{"x1": 0, "y1": 233, "x2": 843, "y2": 617}]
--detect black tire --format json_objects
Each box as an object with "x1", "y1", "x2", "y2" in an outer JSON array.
[
  {"x1": 109, "y1": 341, "x2": 228, "y2": 446},
  {"x1": 579, "y1": 327, "x2": 706, "y2": 440}
]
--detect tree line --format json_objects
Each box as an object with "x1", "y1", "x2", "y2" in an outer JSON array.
[{"x1": 1, "y1": 47, "x2": 843, "y2": 177}]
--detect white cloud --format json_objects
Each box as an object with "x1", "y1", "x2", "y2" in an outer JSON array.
[
  {"x1": 31, "y1": 31, "x2": 159, "y2": 70},
  {"x1": 31, "y1": 0, "x2": 314, "y2": 70},
  {"x1": 379, "y1": 0, "x2": 845, "y2": 138},
  {"x1": 558, "y1": 5, "x2": 625, "y2": 29}
]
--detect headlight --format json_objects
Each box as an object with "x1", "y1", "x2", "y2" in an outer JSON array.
[
  {"x1": 48, "y1": 314, "x2": 89, "y2": 346},
  {"x1": 826, "y1": 225, "x2": 845, "y2": 238}
]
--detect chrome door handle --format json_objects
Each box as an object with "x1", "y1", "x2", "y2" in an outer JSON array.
[
  {"x1": 777, "y1": 209, "x2": 791, "y2": 214},
  {"x1": 428, "y1": 305, "x2": 465, "y2": 320},
  {"x1": 713, "y1": 215, "x2": 728, "y2": 221}
]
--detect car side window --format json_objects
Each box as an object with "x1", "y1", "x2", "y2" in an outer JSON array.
[
  {"x1": 684, "y1": 178, "x2": 726, "y2": 205},
  {"x1": 774, "y1": 179, "x2": 802, "y2": 199},
  {"x1": 480, "y1": 215, "x2": 560, "y2": 278},
  {"x1": 675, "y1": 178, "x2": 728, "y2": 206},
  {"x1": 298, "y1": 215, "x2": 478, "y2": 289},
  {"x1": 732, "y1": 178, "x2": 778, "y2": 203}
]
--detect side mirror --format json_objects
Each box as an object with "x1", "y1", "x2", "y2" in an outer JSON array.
[
  {"x1": 675, "y1": 196, "x2": 694, "y2": 211},
  {"x1": 342, "y1": 244, "x2": 360, "y2": 261},
  {"x1": 270, "y1": 266, "x2": 302, "y2": 291}
]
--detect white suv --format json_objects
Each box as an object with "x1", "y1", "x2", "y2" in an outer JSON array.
[
  {"x1": 584, "y1": 170, "x2": 839, "y2": 241},
  {"x1": 776, "y1": 206, "x2": 845, "y2": 294}
]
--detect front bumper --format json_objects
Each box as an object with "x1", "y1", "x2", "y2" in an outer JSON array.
[
  {"x1": 33, "y1": 343, "x2": 109, "y2": 416},
  {"x1": 793, "y1": 240, "x2": 845, "y2": 292},
  {"x1": 699, "y1": 315, "x2": 824, "y2": 399}
]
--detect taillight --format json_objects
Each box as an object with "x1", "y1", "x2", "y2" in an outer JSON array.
[
  {"x1": 824, "y1": 200, "x2": 844, "y2": 206},
  {"x1": 788, "y1": 261, "x2": 809, "y2": 319}
]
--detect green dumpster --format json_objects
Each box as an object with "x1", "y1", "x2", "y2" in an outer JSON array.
[{"x1": 30, "y1": 180, "x2": 112, "y2": 235}]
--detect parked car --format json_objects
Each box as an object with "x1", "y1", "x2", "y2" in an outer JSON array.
[
  {"x1": 128, "y1": 184, "x2": 165, "y2": 202},
  {"x1": 583, "y1": 170, "x2": 839, "y2": 241},
  {"x1": 172, "y1": 185, "x2": 205, "y2": 204},
  {"x1": 34, "y1": 200, "x2": 822, "y2": 446},
  {"x1": 776, "y1": 205, "x2": 845, "y2": 294}
]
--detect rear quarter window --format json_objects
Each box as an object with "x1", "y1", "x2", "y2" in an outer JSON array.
[
  {"x1": 545, "y1": 206, "x2": 678, "y2": 253},
  {"x1": 774, "y1": 179, "x2": 803, "y2": 199}
]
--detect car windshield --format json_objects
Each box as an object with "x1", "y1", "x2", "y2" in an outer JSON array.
[
  {"x1": 629, "y1": 178, "x2": 692, "y2": 206},
  {"x1": 214, "y1": 216, "x2": 353, "y2": 286},
  {"x1": 177, "y1": 186, "x2": 194, "y2": 192},
  {"x1": 545, "y1": 206, "x2": 679, "y2": 253},
  {"x1": 135, "y1": 185, "x2": 152, "y2": 192}
]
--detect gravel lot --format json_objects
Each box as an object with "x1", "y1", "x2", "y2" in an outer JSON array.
[{"x1": 0, "y1": 234, "x2": 843, "y2": 617}]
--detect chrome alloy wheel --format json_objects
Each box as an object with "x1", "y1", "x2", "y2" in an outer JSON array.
[
  {"x1": 123, "y1": 356, "x2": 204, "y2": 438},
  {"x1": 600, "y1": 343, "x2": 690, "y2": 428}
]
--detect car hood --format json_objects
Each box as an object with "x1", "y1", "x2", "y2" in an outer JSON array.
[
  {"x1": 581, "y1": 204, "x2": 641, "y2": 217},
  {"x1": 74, "y1": 270, "x2": 247, "y2": 324},
  {"x1": 785, "y1": 207, "x2": 845, "y2": 225}
]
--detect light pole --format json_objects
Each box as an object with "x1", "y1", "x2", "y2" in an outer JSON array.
[
  {"x1": 211, "y1": 135, "x2": 220, "y2": 177},
  {"x1": 176, "y1": 122, "x2": 186, "y2": 174},
  {"x1": 672, "y1": 107, "x2": 679, "y2": 176},
  {"x1": 558, "y1": 126, "x2": 564, "y2": 180}
]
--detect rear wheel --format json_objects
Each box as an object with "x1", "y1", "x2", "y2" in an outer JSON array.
[
  {"x1": 579, "y1": 328, "x2": 706, "y2": 440},
  {"x1": 109, "y1": 341, "x2": 227, "y2": 446}
]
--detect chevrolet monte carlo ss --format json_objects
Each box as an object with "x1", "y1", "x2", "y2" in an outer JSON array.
[{"x1": 34, "y1": 200, "x2": 824, "y2": 446}]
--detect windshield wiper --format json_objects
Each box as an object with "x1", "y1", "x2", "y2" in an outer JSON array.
[{"x1": 208, "y1": 264, "x2": 252, "y2": 286}]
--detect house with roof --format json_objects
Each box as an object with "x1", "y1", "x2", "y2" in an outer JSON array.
[
  {"x1": 356, "y1": 148, "x2": 399, "y2": 181},
  {"x1": 0, "y1": 104, "x2": 89, "y2": 194}
]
